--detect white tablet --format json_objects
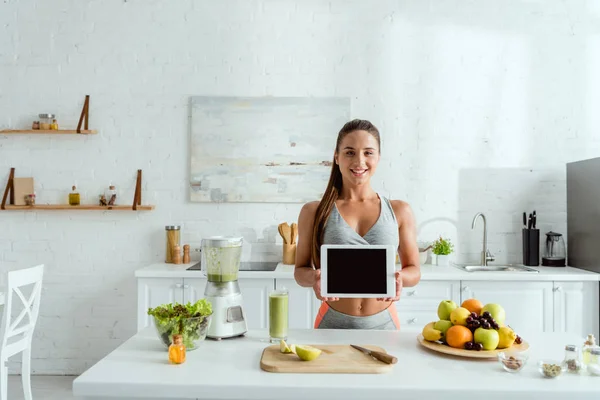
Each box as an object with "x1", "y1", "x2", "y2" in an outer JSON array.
[{"x1": 320, "y1": 244, "x2": 397, "y2": 298}]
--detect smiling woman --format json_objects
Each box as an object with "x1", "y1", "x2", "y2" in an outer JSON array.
[{"x1": 293, "y1": 119, "x2": 422, "y2": 330}]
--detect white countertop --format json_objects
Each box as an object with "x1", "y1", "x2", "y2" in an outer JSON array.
[
  {"x1": 73, "y1": 327, "x2": 600, "y2": 400},
  {"x1": 135, "y1": 262, "x2": 600, "y2": 282}
]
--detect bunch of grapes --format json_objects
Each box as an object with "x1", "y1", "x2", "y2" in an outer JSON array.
[
  {"x1": 464, "y1": 341, "x2": 483, "y2": 351},
  {"x1": 466, "y1": 311, "x2": 499, "y2": 332},
  {"x1": 515, "y1": 335, "x2": 523, "y2": 344}
]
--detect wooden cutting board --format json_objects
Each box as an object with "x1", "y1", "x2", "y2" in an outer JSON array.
[{"x1": 259, "y1": 344, "x2": 394, "y2": 374}]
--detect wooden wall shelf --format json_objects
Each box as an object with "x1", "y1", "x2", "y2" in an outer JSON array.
[
  {"x1": 1, "y1": 129, "x2": 97, "y2": 135},
  {"x1": 2, "y1": 204, "x2": 154, "y2": 210},
  {"x1": 1, "y1": 168, "x2": 154, "y2": 211},
  {"x1": 3, "y1": 94, "x2": 95, "y2": 135}
]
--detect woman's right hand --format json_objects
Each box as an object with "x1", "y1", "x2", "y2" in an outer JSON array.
[{"x1": 312, "y1": 269, "x2": 339, "y2": 302}]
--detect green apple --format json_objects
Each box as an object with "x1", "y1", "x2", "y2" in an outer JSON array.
[
  {"x1": 434, "y1": 320, "x2": 454, "y2": 342},
  {"x1": 481, "y1": 303, "x2": 506, "y2": 325},
  {"x1": 474, "y1": 327, "x2": 500, "y2": 350},
  {"x1": 437, "y1": 300, "x2": 458, "y2": 321}
]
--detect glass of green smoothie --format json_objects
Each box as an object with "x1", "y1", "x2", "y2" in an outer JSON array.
[{"x1": 269, "y1": 289, "x2": 289, "y2": 343}]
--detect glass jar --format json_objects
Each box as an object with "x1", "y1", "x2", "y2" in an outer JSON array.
[
  {"x1": 583, "y1": 334, "x2": 599, "y2": 366},
  {"x1": 168, "y1": 334, "x2": 186, "y2": 364},
  {"x1": 165, "y1": 226, "x2": 181, "y2": 263},
  {"x1": 69, "y1": 185, "x2": 80, "y2": 206},
  {"x1": 561, "y1": 344, "x2": 583, "y2": 373},
  {"x1": 39, "y1": 113, "x2": 55, "y2": 130},
  {"x1": 105, "y1": 185, "x2": 117, "y2": 205},
  {"x1": 588, "y1": 349, "x2": 600, "y2": 376}
]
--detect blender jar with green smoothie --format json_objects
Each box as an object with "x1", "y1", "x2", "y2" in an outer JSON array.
[{"x1": 201, "y1": 236, "x2": 243, "y2": 282}]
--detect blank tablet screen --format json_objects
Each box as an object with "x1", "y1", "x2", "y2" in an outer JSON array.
[{"x1": 325, "y1": 248, "x2": 387, "y2": 294}]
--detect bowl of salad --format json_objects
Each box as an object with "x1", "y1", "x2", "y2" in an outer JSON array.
[{"x1": 147, "y1": 299, "x2": 213, "y2": 351}]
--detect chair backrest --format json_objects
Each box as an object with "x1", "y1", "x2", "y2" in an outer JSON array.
[{"x1": 0, "y1": 264, "x2": 44, "y2": 352}]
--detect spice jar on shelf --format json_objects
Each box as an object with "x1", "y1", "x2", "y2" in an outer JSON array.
[
  {"x1": 165, "y1": 226, "x2": 181, "y2": 263},
  {"x1": 583, "y1": 334, "x2": 599, "y2": 366},
  {"x1": 24, "y1": 193, "x2": 36, "y2": 206},
  {"x1": 69, "y1": 185, "x2": 80, "y2": 206},
  {"x1": 561, "y1": 344, "x2": 583, "y2": 373},
  {"x1": 39, "y1": 114, "x2": 55, "y2": 130},
  {"x1": 105, "y1": 185, "x2": 117, "y2": 205},
  {"x1": 168, "y1": 334, "x2": 186, "y2": 364},
  {"x1": 51, "y1": 119, "x2": 59, "y2": 130},
  {"x1": 587, "y1": 349, "x2": 600, "y2": 376}
]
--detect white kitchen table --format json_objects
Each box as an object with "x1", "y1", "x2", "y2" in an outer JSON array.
[{"x1": 73, "y1": 327, "x2": 600, "y2": 400}]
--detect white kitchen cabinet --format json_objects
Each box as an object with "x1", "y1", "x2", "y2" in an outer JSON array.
[
  {"x1": 553, "y1": 281, "x2": 600, "y2": 338},
  {"x1": 183, "y1": 278, "x2": 207, "y2": 303},
  {"x1": 238, "y1": 278, "x2": 275, "y2": 330},
  {"x1": 396, "y1": 281, "x2": 460, "y2": 332},
  {"x1": 275, "y1": 279, "x2": 321, "y2": 329},
  {"x1": 460, "y1": 281, "x2": 554, "y2": 335},
  {"x1": 397, "y1": 281, "x2": 461, "y2": 332},
  {"x1": 137, "y1": 278, "x2": 184, "y2": 331}
]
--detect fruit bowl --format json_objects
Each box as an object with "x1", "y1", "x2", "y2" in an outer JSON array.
[
  {"x1": 538, "y1": 360, "x2": 565, "y2": 378},
  {"x1": 420, "y1": 298, "x2": 529, "y2": 359},
  {"x1": 498, "y1": 351, "x2": 528, "y2": 372},
  {"x1": 417, "y1": 334, "x2": 529, "y2": 359}
]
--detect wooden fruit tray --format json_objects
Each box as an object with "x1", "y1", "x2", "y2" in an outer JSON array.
[{"x1": 417, "y1": 334, "x2": 529, "y2": 359}]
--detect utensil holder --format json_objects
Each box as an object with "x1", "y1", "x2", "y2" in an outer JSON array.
[
  {"x1": 522, "y1": 229, "x2": 540, "y2": 266},
  {"x1": 283, "y1": 244, "x2": 296, "y2": 265}
]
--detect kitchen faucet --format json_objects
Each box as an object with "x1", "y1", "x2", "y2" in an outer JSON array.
[{"x1": 471, "y1": 212, "x2": 495, "y2": 266}]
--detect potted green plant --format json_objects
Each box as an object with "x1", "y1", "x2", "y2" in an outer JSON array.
[{"x1": 432, "y1": 236, "x2": 454, "y2": 266}]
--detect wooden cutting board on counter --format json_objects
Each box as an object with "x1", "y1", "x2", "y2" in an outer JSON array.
[{"x1": 259, "y1": 344, "x2": 394, "y2": 374}]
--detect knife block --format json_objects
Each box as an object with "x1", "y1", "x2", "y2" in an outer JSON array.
[{"x1": 522, "y1": 229, "x2": 540, "y2": 266}]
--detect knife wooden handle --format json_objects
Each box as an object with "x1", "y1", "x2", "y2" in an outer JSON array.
[{"x1": 369, "y1": 350, "x2": 397, "y2": 364}]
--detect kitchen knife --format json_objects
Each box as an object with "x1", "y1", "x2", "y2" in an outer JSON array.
[
  {"x1": 350, "y1": 344, "x2": 397, "y2": 364},
  {"x1": 523, "y1": 212, "x2": 527, "y2": 229},
  {"x1": 528, "y1": 213, "x2": 532, "y2": 230},
  {"x1": 532, "y1": 210, "x2": 537, "y2": 229}
]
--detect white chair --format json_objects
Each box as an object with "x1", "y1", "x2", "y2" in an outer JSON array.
[{"x1": 0, "y1": 264, "x2": 44, "y2": 400}]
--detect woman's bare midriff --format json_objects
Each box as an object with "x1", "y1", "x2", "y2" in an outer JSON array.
[{"x1": 327, "y1": 298, "x2": 392, "y2": 316}]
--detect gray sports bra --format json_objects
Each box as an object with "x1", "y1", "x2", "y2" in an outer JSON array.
[{"x1": 322, "y1": 194, "x2": 400, "y2": 247}]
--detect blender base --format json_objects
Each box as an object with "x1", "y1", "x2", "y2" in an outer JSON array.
[{"x1": 205, "y1": 282, "x2": 248, "y2": 339}]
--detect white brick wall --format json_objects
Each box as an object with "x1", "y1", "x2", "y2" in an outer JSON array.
[{"x1": 1, "y1": 0, "x2": 600, "y2": 374}]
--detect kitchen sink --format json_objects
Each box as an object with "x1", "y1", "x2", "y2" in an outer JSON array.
[
  {"x1": 451, "y1": 263, "x2": 539, "y2": 273},
  {"x1": 186, "y1": 261, "x2": 278, "y2": 272}
]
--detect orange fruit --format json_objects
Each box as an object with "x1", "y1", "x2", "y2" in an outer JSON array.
[
  {"x1": 446, "y1": 325, "x2": 473, "y2": 349},
  {"x1": 461, "y1": 298, "x2": 483, "y2": 315}
]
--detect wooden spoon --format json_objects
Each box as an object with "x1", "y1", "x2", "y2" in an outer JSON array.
[
  {"x1": 281, "y1": 223, "x2": 292, "y2": 244},
  {"x1": 290, "y1": 223, "x2": 298, "y2": 244},
  {"x1": 278, "y1": 223, "x2": 287, "y2": 244}
]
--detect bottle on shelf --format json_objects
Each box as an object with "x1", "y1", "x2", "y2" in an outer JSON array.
[
  {"x1": 51, "y1": 119, "x2": 59, "y2": 130},
  {"x1": 105, "y1": 185, "x2": 117, "y2": 205},
  {"x1": 168, "y1": 334, "x2": 186, "y2": 364},
  {"x1": 69, "y1": 185, "x2": 80, "y2": 206},
  {"x1": 583, "y1": 334, "x2": 599, "y2": 366}
]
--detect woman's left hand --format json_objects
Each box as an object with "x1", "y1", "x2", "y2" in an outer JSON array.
[{"x1": 377, "y1": 270, "x2": 402, "y2": 302}]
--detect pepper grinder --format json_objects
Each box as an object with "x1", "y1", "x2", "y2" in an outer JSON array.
[
  {"x1": 173, "y1": 244, "x2": 182, "y2": 264},
  {"x1": 183, "y1": 244, "x2": 190, "y2": 264}
]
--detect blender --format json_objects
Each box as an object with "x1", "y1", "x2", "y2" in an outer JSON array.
[{"x1": 201, "y1": 236, "x2": 248, "y2": 339}]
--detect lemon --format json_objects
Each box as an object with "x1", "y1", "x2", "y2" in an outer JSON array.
[
  {"x1": 279, "y1": 340, "x2": 293, "y2": 354},
  {"x1": 295, "y1": 345, "x2": 322, "y2": 361}
]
